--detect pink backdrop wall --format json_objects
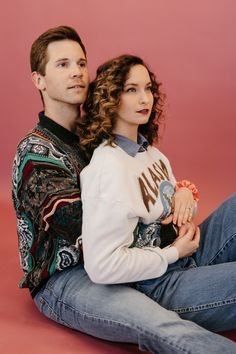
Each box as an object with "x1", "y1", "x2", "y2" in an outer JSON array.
[{"x1": 1, "y1": 0, "x2": 235, "y2": 222}]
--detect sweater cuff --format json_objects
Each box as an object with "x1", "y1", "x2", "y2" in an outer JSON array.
[{"x1": 163, "y1": 246, "x2": 179, "y2": 264}]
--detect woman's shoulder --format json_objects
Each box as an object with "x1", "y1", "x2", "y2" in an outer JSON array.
[
  {"x1": 82, "y1": 142, "x2": 125, "y2": 176},
  {"x1": 80, "y1": 142, "x2": 130, "y2": 198}
]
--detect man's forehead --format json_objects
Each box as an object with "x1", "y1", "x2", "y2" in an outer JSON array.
[{"x1": 46, "y1": 39, "x2": 86, "y2": 60}]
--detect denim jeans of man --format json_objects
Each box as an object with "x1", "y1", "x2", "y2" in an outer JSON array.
[{"x1": 34, "y1": 194, "x2": 236, "y2": 354}]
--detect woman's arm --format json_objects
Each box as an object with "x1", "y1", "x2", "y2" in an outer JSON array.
[{"x1": 81, "y1": 196, "x2": 179, "y2": 284}]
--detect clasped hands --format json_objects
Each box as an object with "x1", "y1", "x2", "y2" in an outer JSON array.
[{"x1": 162, "y1": 187, "x2": 200, "y2": 258}]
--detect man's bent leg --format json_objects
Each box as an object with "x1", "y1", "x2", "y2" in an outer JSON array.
[{"x1": 33, "y1": 264, "x2": 236, "y2": 354}]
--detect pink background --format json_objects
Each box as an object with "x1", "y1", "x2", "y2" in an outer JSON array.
[{"x1": 1, "y1": 0, "x2": 235, "y2": 222}]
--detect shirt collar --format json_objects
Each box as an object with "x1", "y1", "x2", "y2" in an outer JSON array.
[
  {"x1": 114, "y1": 133, "x2": 149, "y2": 157},
  {"x1": 38, "y1": 111, "x2": 80, "y2": 145}
]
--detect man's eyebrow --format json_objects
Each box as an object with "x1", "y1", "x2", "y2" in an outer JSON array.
[
  {"x1": 55, "y1": 58, "x2": 87, "y2": 63},
  {"x1": 55, "y1": 58, "x2": 69, "y2": 62},
  {"x1": 78, "y1": 58, "x2": 87, "y2": 64}
]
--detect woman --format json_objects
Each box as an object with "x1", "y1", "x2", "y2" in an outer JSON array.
[{"x1": 80, "y1": 55, "x2": 236, "y2": 332}]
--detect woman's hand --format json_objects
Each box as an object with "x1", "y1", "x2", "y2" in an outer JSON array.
[
  {"x1": 172, "y1": 187, "x2": 195, "y2": 227},
  {"x1": 172, "y1": 222, "x2": 200, "y2": 258}
]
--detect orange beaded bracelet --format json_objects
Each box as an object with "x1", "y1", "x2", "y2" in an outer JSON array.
[{"x1": 175, "y1": 180, "x2": 200, "y2": 202}]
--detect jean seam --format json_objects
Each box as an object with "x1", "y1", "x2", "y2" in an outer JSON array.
[
  {"x1": 135, "y1": 324, "x2": 191, "y2": 354},
  {"x1": 38, "y1": 297, "x2": 71, "y2": 327},
  {"x1": 207, "y1": 232, "x2": 236, "y2": 265},
  {"x1": 171, "y1": 297, "x2": 236, "y2": 314}
]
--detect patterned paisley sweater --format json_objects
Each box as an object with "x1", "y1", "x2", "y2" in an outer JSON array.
[{"x1": 12, "y1": 112, "x2": 86, "y2": 296}]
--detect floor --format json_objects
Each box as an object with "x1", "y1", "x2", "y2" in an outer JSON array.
[{"x1": 1, "y1": 201, "x2": 235, "y2": 353}]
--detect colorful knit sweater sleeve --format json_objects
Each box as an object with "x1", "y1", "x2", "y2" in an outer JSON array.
[{"x1": 12, "y1": 127, "x2": 84, "y2": 293}]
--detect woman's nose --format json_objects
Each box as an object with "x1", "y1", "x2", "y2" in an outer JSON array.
[{"x1": 139, "y1": 91, "x2": 149, "y2": 104}]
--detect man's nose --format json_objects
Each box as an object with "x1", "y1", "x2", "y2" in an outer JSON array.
[{"x1": 71, "y1": 64, "x2": 83, "y2": 78}]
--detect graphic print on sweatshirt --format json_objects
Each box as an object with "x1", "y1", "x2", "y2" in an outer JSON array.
[
  {"x1": 138, "y1": 159, "x2": 171, "y2": 212},
  {"x1": 132, "y1": 158, "x2": 175, "y2": 249}
]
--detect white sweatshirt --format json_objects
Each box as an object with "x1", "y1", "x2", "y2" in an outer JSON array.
[{"x1": 80, "y1": 141, "x2": 179, "y2": 284}]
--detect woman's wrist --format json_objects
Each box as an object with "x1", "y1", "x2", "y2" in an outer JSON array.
[{"x1": 175, "y1": 180, "x2": 199, "y2": 202}]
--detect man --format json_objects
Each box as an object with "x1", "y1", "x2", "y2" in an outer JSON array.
[{"x1": 12, "y1": 25, "x2": 236, "y2": 354}]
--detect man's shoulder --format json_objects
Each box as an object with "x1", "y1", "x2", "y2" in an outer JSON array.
[
  {"x1": 17, "y1": 125, "x2": 63, "y2": 157},
  {"x1": 18, "y1": 125, "x2": 53, "y2": 147},
  {"x1": 14, "y1": 126, "x2": 70, "y2": 176}
]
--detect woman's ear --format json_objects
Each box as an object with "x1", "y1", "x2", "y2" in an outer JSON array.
[{"x1": 31, "y1": 71, "x2": 46, "y2": 91}]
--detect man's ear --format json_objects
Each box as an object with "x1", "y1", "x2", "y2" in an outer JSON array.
[{"x1": 31, "y1": 71, "x2": 46, "y2": 91}]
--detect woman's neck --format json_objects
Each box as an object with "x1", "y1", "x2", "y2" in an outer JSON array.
[{"x1": 113, "y1": 125, "x2": 138, "y2": 143}]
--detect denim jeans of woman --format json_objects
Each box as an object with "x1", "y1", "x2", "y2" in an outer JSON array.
[{"x1": 34, "y1": 194, "x2": 236, "y2": 354}]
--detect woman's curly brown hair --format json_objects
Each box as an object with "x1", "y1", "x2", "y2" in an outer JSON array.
[{"x1": 79, "y1": 54, "x2": 165, "y2": 160}]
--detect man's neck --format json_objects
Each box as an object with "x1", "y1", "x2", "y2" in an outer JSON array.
[{"x1": 44, "y1": 104, "x2": 80, "y2": 132}]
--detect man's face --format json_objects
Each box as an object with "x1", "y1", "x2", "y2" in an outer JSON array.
[{"x1": 36, "y1": 39, "x2": 89, "y2": 109}]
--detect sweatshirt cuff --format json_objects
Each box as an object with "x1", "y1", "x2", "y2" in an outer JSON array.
[{"x1": 163, "y1": 246, "x2": 179, "y2": 264}]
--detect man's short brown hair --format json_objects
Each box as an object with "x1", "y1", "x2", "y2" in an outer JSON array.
[{"x1": 30, "y1": 25, "x2": 86, "y2": 75}]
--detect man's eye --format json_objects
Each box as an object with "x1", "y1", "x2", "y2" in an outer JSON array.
[
  {"x1": 146, "y1": 86, "x2": 153, "y2": 91},
  {"x1": 79, "y1": 62, "x2": 87, "y2": 68},
  {"x1": 58, "y1": 62, "x2": 67, "y2": 68}
]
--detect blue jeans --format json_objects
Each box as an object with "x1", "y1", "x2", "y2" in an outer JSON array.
[
  {"x1": 134, "y1": 193, "x2": 236, "y2": 332},
  {"x1": 34, "y1": 194, "x2": 236, "y2": 354}
]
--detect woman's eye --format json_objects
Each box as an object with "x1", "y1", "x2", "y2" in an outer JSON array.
[{"x1": 126, "y1": 87, "x2": 136, "y2": 93}]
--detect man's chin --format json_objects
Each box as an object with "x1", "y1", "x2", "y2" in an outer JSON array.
[
  {"x1": 70, "y1": 98, "x2": 86, "y2": 106},
  {"x1": 72, "y1": 93, "x2": 87, "y2": 105}
]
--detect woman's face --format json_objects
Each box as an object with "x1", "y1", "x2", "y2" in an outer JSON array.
[{"x1": 114, "y1": 64, "x2": 154, "y2": 139}]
